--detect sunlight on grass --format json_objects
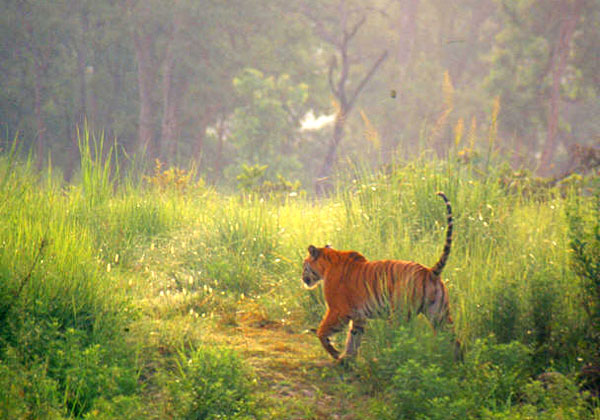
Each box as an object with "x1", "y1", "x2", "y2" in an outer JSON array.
[{"x1": 1, "y1": 138, "x2": 598, "y2": 418}]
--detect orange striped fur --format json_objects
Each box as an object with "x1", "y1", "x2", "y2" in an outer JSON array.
[{"x1": 302, "y1": 192, "x2": 456, "y2": 361}]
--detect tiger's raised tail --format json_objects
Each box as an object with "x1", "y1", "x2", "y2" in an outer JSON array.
[{"x1": 431, "y1": 192, "x2": 453, "y2": 276}]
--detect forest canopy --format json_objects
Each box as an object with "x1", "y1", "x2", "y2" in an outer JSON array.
[{"x1": 1, "y1": 0, "x2": 598, "y2": 189}]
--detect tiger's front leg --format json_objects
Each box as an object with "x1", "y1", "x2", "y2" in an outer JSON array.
[
  {"x1": 341, "y1": 318, "x2": 366, "y2": 359},
  {"x1": 317, "y1": 310, "x2": 348, "y2": 360}
]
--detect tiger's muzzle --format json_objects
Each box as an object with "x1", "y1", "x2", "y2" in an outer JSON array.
[{"x1": 302, "y1": 263, "x2": 321, "y2": 288}]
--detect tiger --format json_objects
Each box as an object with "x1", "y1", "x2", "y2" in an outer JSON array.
[{"x1": 302, "y1": 191, "x2": 457, "y2": 361}]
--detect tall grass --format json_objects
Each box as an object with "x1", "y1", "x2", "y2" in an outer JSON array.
[
  {"x1": 332, "y1": 159, "x2": 589, "y2": 367},
  {"x1": 1, "y1": 128, "x2": 597, "y2": 418},
  {"x1": 77, "y1": 125, "x2": 118, "y2": 208}
]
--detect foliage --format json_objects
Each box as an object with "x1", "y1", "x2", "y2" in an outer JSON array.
[
  {"x1": 0, "y1": 347, "x2": 64, "y2": 420},
  {"x1": 227, "y1": 68, "x2": 309, "y2": 183},
  {"x1": 0, "y1": 150, "x2": 139, "y2": 418},
  {"x1": 2, "y1": 0, "x2": 599, "y2": 185},
  {"x1": 167, "y1": 346, "x2": 257, "y2": 419},
  {"x1": 78, "y1": 127, "x2": 118, "y2": 207},
  {"x1": 1, "y1": 137, "x2": 599, "y2": 417},
  {"x1": 566, "y1": 192, "x2": 600, "y2": 393},
  {"x1": 236, "y1": 163, "x2": 269, "y2": 193},
  {"x1": 484, "y1": 373, "x2": 597, "y2": 419},
  {"x1": 360, "y1": 323, "x2": 594, "y2": 420},
  {"x1": 144, "y1": 159, "x2": 202, "y2": 194},
  {"x1": 236, "y1": 163, "x2": 303, "y2": 199}
]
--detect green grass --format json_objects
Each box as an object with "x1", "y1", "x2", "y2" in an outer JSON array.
[{"x1": 0, "y1": 134, "x2": 598, "y2": 418}]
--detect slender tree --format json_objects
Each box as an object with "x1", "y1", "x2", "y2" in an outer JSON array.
[
  {"x1": 539, "y1": 0, "x2": 585, "y2": 175},
  {"x1": 303, "y1": 0, "x2": 388, "y2": 194}
]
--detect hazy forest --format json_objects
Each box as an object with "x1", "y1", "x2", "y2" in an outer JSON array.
[{"x1": 1, "y1": 0, "x2": 599, "y2": 419}]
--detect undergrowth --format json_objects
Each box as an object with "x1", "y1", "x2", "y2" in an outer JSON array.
[{"x1": 1, "y1": 132, "x2": 598, "y2": 418}]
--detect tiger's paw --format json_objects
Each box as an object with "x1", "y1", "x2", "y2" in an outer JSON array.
[{"x1": 336, "y1": 354, "x2": 357, "y2": 368}]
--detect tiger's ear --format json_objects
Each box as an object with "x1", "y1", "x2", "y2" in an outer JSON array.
[
  {"x1": 325, "y1": 244, "x2": 331, "y2": 249},
  {"x1": 308, "y1": 245, "x2": 320, "y2": 259}
]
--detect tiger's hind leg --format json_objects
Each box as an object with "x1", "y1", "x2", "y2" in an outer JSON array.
[
  {"x1": 317, "y1": 309, "x2": 348, "y2": 360},
  {"x1": 423, "y1": 285, "x2": 463, "y2": 361},
  {"x1": 342, "y1": 318, "x2": 366, "y2": 359}
]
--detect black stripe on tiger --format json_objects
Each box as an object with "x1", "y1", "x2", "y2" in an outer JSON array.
[{"x1": 431, "y1": 192, "x2": 453, "y2": 277}]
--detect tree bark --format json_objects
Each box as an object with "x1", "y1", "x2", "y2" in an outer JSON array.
[
  {"x1": 133, "y1": 28, "x2": 156, "y2": 159},
  {"x1": 32, "y1": 61, "x2": 46, "y2": 170},
  {"x1": 315, "y1": 49, "x2": 388, "y2": 195},
  {"x1": 76, "y1": 2, "x2": 88, "y2": 125},
  {"x1": 538, "y1": 0, "x2": 584, "y2": 175},
  {"x1": 160, "y1": 7, "x2": 187, "y2": 165},
  {"x1": 192, "y1": 106, "x2": 215, "y2": 164},
  {"x1": 396, "y1": 0, "x2": 419, "y2": 65},
  {"x1": 213, "y1": 116, "x2": 226, "y2": 181},
  {"x1": 315, "y1": 111, "x2": 346, "y2": 194},
  {"x1": 160, "y1": 42, "x2": 178, "y2": 164},
  {"x1": 20, "y1": 6, "x2": 47, "y2": 170}
]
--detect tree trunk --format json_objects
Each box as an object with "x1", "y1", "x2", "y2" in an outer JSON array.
[
  {"x1": 160, "y1": 8, "x2": 186, "y2": 165},
  {"x1": 538, "y1": 0, "x2": 584, "y2": 175},
  {"x1": 133, "y1": 29, "x2": 156, "y2": 159},
  {"x1": 193, "y1": 108, "x2": 214, "y2": 164},
  {"x1": 315, "y1": 110, "x2": 346, "y2": 195},
  {"x1": 76, "y1": 2, "x2": 88, "y2": 125},
  {"x1": 65, "y1": 120, "x2": 77, "y2": 182},
  {"x1": 21, "y1": 8, "x2": 47, "y2": 170},
  {"x1": 32, "y1": 61, "x2": 46, "y2": 170},
  {"x1": 213, "y1": 116, "x2": 226, "y2": 181},
  {"x1": 315, "y1": 47, "x2": 387, "y2": 195},
  {"x1": 160, "y1": 44, "x2": 178, "y2": 164},
  {"x1": 308, "y1": 0, "x2": 389, "y2": 195},
  {"x1": 396, "y1": 0, "x2": 418, "y2": 64}
]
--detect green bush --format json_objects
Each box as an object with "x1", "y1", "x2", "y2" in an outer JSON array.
[
  {"x1": 0, "y1": 347, "x2": 64, "y2": 419},
  {"x1": 168, "y1": 346, "x2": 257, "y2": 419},
  {"x1": 0, "y1": 152, "x2": 140, "y2": 418},
  {"x1": 359, "y1": 322, "x2": 538, "y2": 419},
  {"x1": 362, "y1": 327, "x2": 597, "y2": 419},
  {"x1": 47, "y1": 328, "x2": 138, "y2": 417},
  {"x1": 483, "y1": 373, "x2": 597, "y2": 419},
  {"x1": 566, "y1": 194, "x2": 600, "y2": 364},
  {"x1": 83, "y1": 395, "x2": 145, "y2": 420}
]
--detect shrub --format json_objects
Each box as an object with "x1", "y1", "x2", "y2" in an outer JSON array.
[
  {"x1": 483, "y1": 373, "x2": 597, "y2": 419},
  {"x1": 47, "y1": 328, "x2": 138, "y2": 417},
  {"x1": 83, "y1": 395, "x2": 145, "y2": 420},
  {"x1": 144, "y1": 159, "x2": 202, "y2": 194},
  {"x1": 0, "y1": 347, "x2": 64, "y2": 419},
  {"x1": 360, "y1": 322, "x2": 536, "y2": 419},
  {"x1": 566, "y1": 194, "x2": 600, "y2": 362},
  {"x1": 168, "y1": 346, "x2": 257, "y2": 419}
]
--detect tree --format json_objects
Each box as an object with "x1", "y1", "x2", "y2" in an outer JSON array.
[
  {"x1": 487, "y1": 0, "x2": 596, "y2": 174},
  {"x1": 225, "y1": 68, "x2": 310, "y2": 183},
  {"x1": 302, "y1": 0, "x2": 388, "y2": 194},
  {"x1": 4, "y1": 0, "x2": 71, "y2": 169},
  {"x1": 539, "y1": 0, "x2": 585, "y2": 174},
  {"x1": 124, "y1": 0, "x2": 166, "y2": 160}
]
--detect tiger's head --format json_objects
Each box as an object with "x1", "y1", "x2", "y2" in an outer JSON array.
[{"x1": 302, "y1": 245, "x2": 330, "y2": 289}]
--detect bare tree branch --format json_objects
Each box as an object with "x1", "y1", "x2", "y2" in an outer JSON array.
[
  {"x1": 301, "y1": 4, "x2": 339, "y2": 47},
  {"x1": 328, "y1": 55, "x2": 339, "y2": 98},
  {"x1": 346, "y1": 15, "x2": 366, "y2": 42},
  {"x1": 347, "y1": 50, "x2": 389, "y2": 111}
]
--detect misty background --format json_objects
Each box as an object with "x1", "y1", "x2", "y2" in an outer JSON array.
[{"x1": 1, "y1": 0, "x2": 599, "y2": 191}]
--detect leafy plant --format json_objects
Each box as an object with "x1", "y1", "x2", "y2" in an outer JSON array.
[
  {"x1": 144, "y1": 159, "x2": 202, "y2": 194},
  {"x1": 566, "y1": 193, "x2": 600, "y2": 394},
  {"x1": 236, "y1": 163, "x2": 268, "y2": 193},
  {"x1": 168, "y1": 346, "x2": 257, "y2": 419}
]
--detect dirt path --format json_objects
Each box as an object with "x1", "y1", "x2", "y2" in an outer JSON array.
[{"x1": 207, "y1": 313, "x2": 364, "y2": 420}]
